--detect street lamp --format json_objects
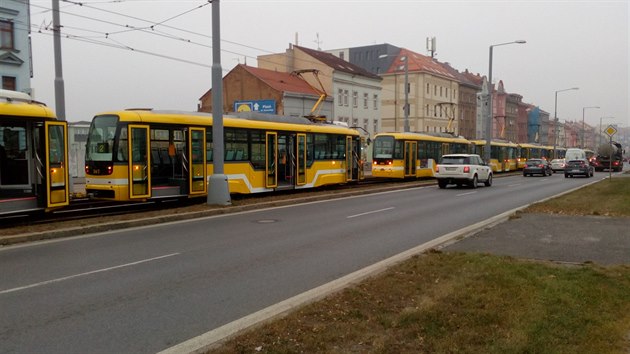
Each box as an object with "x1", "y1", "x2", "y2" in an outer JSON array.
[
  {"x1": 552, "y1": 87, "x2": 579, "y2": 157},
  {"x1": 485, "y1": 40, "x2": 526, "y2": 163},
  {"x1": 581, "y1": 106, "x2": 599, "y2": 148}
]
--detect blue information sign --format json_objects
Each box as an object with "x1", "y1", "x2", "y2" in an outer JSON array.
[{"x1": 233, "y1": 100, "x2": 276, "y2": 114}]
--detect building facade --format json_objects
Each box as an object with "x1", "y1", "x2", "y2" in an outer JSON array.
[
  {"x1": 258, "y1": 44, "x2": 382, "y2": 137},
  {"x1": 198, "y1": 64, "x2": 331, "y2": 119},
  {"x1": 0, "y1": 0, "x2": 31, "y2": 93}
]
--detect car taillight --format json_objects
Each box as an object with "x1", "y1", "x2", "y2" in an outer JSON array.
[
  {"x1": 538, "y1": 164, "x2": 544, "y2": 168},
  {"x1": 464, "y1": 166, "x2": 470, "y2": 173}
]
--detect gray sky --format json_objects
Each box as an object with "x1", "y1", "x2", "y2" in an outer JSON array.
[{"x1": 28, "y1": 0, "x2": 628, "y2": 129}]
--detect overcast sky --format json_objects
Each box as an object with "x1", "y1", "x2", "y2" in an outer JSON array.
[{"x1": 27, "y1": 0, "x2": 628, "y2": 129}]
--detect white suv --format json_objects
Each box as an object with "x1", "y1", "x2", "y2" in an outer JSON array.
[{"x1": 436, "y1": 154, "x2": 493, "y2": 189}]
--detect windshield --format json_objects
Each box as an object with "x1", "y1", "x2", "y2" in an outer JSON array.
[
  {"x1": 86, "y1": 115, "x2": 119, "y2": 162},
  {"x1": 441, "y1": 156, "x2": 469, "y2": 165},
  {"x1": 373, "y1": 136, "x2": 394, "y2": 159}
]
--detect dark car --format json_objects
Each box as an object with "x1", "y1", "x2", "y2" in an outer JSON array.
[
  {"x1": 565, "y1": 159, "x2": 594, "y2": 178},
  {"x1": 523, "y1": 158, "x2": 552, "y2": 176}
]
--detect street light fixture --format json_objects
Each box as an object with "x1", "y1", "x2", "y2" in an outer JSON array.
[
  {"x1": 484, "y1": 40, "x2": 526, "y2": 163},
  {"x1": 581, "y1": 106, "x2": 599, "y2": 148},
  {"x1": 552, "y1": 87, "x2": 579, "y2": 157}
]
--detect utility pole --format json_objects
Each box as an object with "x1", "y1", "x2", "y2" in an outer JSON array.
[
  {"x1": 207, "y1": 0, "x2": 231, "y2": 206},
  {"x1": 52, "y1": 0, "x2": 66, "y2": 120}
]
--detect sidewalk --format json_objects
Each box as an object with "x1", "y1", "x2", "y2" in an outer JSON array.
[{"x1": 443, "y1": 173, "x2": 630, "y2": 266}]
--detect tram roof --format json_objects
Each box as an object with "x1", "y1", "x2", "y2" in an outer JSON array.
[
  {"x1": 95, "y1": 109, "x2": 361, "y2": 135},
  {"x1": 0, "y1": 92, "x2": 56, "y2": 120},
  {"x1": 373, "y1": 132, "x2": 471, "y2": 143}
]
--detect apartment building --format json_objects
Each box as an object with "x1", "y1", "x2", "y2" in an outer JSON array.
[{"x1": 0, "y1": 0, "x2": 31, "y2": 93}]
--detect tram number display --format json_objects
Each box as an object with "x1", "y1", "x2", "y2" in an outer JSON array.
[{"x1": 97, "y1": 142, "x2": 109, "y2": 153}]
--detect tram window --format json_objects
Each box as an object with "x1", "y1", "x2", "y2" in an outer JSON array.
[
  {"x1": 206, "y1": 128, "x2": 213, "y2": 162},
  {"x1": 48, "y1": 126, "x2": 65, "y2": 164},
  {"x1": 117, "y1": 127, "x2": 128, "y2": 162},
  {"x1": 225, "y1": 128, "x2": 248, "y2": 161},
  {"x1": 250, "y1": 130, "x2": 265, "y2": 169},
  {"x1": 306, "y1": 134, "x2": 314, "y2": 165},
  {"x1": 334, "y1": 135, "x2": 346, "y2": 159},
  {"x1": 1, "y1": 126, "x2": 26, "y2": 159},
  {"x1": 86, "y1": 115, "x2": 118, "y2": 162},
  {"x1": 373, "y1": 136, "x2": 394, "y2": 159},
  {"x1": 314, "y1": 134, "x2": 330, "y2": 160}
]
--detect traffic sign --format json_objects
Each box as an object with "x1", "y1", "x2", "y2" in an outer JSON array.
[{"x1": 604, "y1": 125, "x2": 617, "y2": 137}]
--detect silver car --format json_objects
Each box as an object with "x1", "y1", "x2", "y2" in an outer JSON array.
[{"x1": 550, "y1": 158, "x2": 566, "y2": 173}]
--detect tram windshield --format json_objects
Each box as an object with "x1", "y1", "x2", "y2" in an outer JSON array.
[
  {"x1": 373, "y1": 136, "x2": 394, "y2": 158},
  {"x1": 86, "y1": 115, "x2": 118, "y2": 162}
]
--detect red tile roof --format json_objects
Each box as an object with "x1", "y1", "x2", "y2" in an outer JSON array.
[
  {"x1": 239, "y1": 64, "x2": 320, "y2": 96},
  {"x1": 294, "y1": 45, "x2": 382, "y2": 80},
  {"x1": 386, "y1": 48, "x2": 456, "y2": 79}
]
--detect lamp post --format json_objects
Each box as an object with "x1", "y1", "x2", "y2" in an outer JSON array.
[
  {"x1": 581, "y1": 106, "x2": 599, "y2": 148},
  {"x1": 552, "y1": 87, "x2": 579, "y2": 157},
  {"x1": 485, "y1": 40, "x2": 526, "y2": 163}
]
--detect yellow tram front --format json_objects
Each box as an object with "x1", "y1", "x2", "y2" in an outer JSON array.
[
  {"x1": 84, "y1": 110, "x2": 364, "y2": 202},
  {"x1": 0, "y1": 90, "x2": 69, "y2": 215}
]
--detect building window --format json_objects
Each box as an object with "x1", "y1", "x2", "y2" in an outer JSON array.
[
  {"x1": 373, "y1": 94, "x2": 378, "y2": 110},
  {"x1": 363, "y1": 93, "x2": 368, "y2": 109},
  {"x1": 426, "y1": 104, "x2": 429, "y2": 116},
  {"x1": 352, "y1": 91, "x2": 358, "y2": 108},
  {"x1": 2, "y1": 76, "x2": 16, "y2": 91},
  {"x1": 338, "y1": 89, "x2": 343, "y2": 106},
  {"x1": 339, "y1": 51, "x2": 344, "y2": 60},
  {"x1": 434, "y1": 105, "x2": 437, "y2": 117},
  {"x1": 363, "y1": 119, "x2": 368, "y2": 132},
  {"x1": 0, "y1": 21, "x2": 14, "y2": 50},
  {"x1": 426, "y1": 83, "x2": 430, "y2": 94},
  {"x1": 440, "y1": 87, "x2": 443, "y2": 97},
  {"x1": 373, "y1": 119, "x2": 378, "y2": 133},
  {"x1": 434, "y1": 85, "x2": 437, "y2": 95},
  {"x1": 343, "y1": 90, "x2": 349, "y2": 106}
]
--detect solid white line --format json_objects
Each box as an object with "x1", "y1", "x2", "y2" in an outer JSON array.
[
  {"x1": 346, "y1": 207, "x2": 395, "y2": 219},
  {"x1": 456, "y1": 191, "x2": 477, "y2": 197},
  {"x1": 0, "y1": 253, "x2": 180, "y2": 295}
]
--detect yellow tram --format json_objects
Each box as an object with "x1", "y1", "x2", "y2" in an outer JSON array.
[
  {"x1": 470, "y1": 140, "x2": 519, "y2": 172},
  {"x1": 371, "y1": 132, "x2": 471, "y2": 178},
  {"x1": 84, "y1": 110, "x2": 364, "y2": 201},
  {"x1": 0, "y1": 90, "x2": 69, "y2": 215}
]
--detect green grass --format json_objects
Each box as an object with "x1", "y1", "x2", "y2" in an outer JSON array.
[
  {"x1": 526, "y1": 178, "x2": 630, "y2": 216},
  {"x1": 210, "y1": 252, "x2": 630, "y2": 354}
]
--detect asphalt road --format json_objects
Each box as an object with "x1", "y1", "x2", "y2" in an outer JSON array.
[{"x1": 0, "y1": 172, "x2": 603, "y2": 353}]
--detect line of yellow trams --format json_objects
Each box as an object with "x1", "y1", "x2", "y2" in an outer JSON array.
[{"x1": 0, "y1": 90, "x2": 579, "y2": 216}]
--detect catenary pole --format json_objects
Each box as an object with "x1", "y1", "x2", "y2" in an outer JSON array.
[
  {"x1": 52, "y1": 0, "x2": 66, "y2": 120},
  {"x1": 207, "y1": 0, "x2": 231, "y2": 205}
]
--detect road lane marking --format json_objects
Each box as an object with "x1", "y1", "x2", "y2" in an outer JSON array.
[
  {"x1": 0, "y1": 253, "x2": 180, "y2": 295},
  {"x1": 456, "y1": 191, "x2": 477, "y2": 197},
  {"x1": 346, "y1": 207, "x2": 395, "y2": 219}
]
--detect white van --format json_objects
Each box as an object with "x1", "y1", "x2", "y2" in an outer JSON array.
[{"x1": 565, "y1": 148, "x2": 586, "y2": 161}]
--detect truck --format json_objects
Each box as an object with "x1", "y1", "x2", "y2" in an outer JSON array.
[{"x1": 591, "y1": 141, "x2": 624, "y2": 172}]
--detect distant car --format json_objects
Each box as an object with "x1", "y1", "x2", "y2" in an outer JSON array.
[
  {"x1": 435, "y1": 154, "x2": 492, "y2": 189},
  {"x1": 523, "y1": 158, "x2": 552, "y2": 176},
  {"x1": 550, "y1": 158, "x2": 566, "y2": 173},
  {"x1": 565, "y1": 159, "x2": 594, "y2": 178}
]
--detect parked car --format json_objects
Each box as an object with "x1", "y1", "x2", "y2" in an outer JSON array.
[
  {"x1": 565, "y1": 159, "x2": 594, "y2": 178},
  {"x1": 435, "y1": 154, "x2": 492, "y2": 189},
  {"x1": 523, "y1": 158, "x2": 552, "y2": 176},
  {"x1": 550, "y1": 158, "x2": 566, "y2": 173}
]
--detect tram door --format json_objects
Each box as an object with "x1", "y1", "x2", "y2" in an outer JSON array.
[
  {"x1": 45, "y1": 121, "x2": 69, "y2": 207},
  {"x1": 346, "y1": 136, "x2": 361, "y2": 181},
  {"x1": 296, "y1": 133, "x2": 306, "y2": 185},
  {"x1": 128, "y1": 125, "x2": 151, "y2": 199},
  {"x1": 277, "y1": 133, "x2": 294, "y2": 187},
  {"x1": 404, "y1": 141, "x2": 417, "y2": 177},
  {"x1": 265, "y1": 132, "x2": 277, "y2": 188},
  {"x1": 188, "y1": 128, "x2": 206, "y2": 195}
]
